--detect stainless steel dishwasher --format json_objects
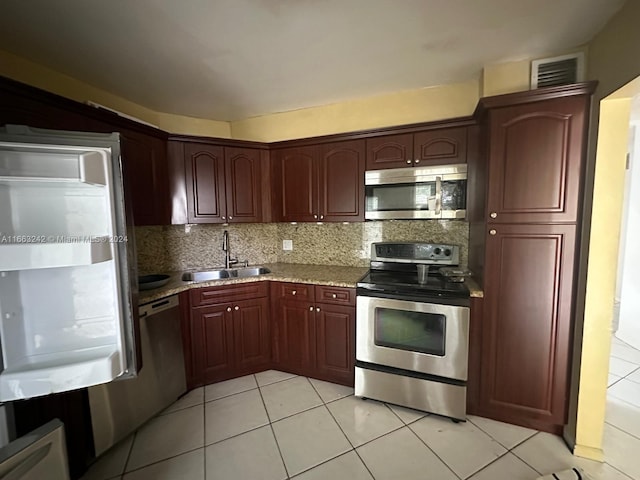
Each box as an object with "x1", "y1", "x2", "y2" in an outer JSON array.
[{"x1": 88, "y1": 295, "x2": 187, "y2": 456}]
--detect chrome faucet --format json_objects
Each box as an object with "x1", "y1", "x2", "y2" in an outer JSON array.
[{"x1": 222, "y1": 230, "x2": 238, "y2": 269}]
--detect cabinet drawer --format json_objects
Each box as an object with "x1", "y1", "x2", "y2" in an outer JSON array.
[
  {"x1": 191, "y1": 281, "x2": 268, "y2": 307},
  {"x1": 272, "y1": 282, "x2": 315, "y2": 301},
  {"x1": 315, "y1": 286, "x2": 355, "y2": 306}
]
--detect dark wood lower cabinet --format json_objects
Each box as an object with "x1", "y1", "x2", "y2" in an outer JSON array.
[
  {"x1": 272, "y1": 298, "x2": 316, "y2": 376},
  {"x1": 476, "y1": 223, "x2": 577, "y2": 434},
  {"x1": 271, "y1": 282, "x2": 356, "y2": 386},
  {"x1": 189, "y1": 286, "x2": 270, "y2": 385},
  {"x1": 315, "y1": 304, "x2": 355, "y2": 386}
]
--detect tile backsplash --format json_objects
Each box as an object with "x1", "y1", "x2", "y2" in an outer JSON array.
[{"x1": 135, "y1": 220, "x2": 469, "y2": 274}]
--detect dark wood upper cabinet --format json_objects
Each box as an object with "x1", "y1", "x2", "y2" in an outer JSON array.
[
  {"x1": 414, "y1": 127, "x2": 467, "y2": 166},
  {"x1": 366, "y1": 127, "x2": 467, "y2": 170},
  {"x1": 224, "y1": 147, "x2": 263, "y2": 223},
  {"x1": 479, "y1": 223, "x2": 576, "y2": 431},
  {"x1": 184, "y1": 143, "x2": 226, "y2": 223},
  {"x1": 273, "y1": 141, "x2": 364, "y2": 222},
  {"x1": 319, "y1": 140, "x2": 365, "y2": 222},
  {"x1": 365, "y1": 133, "x2": 413, "y2": 170},
  {"x1": 272, "y1": 146, "x2": 319, "y2": 222},
  {"x1": 120, "y1": 130, "x2": 170, "y2": 226},
  {"x1": 486, "y1": 96, "x2": 589, "y2": 224}
]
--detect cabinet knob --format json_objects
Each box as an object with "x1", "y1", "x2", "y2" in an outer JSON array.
[
  {"x1": 234, "y1": 305, "x2": 240, "y2": 311},
  {"x1": 229, "y1": 216, "x2": 233, "y2": 220},
  {"x1": 332, "y1": 293, "x2": 337, "y2": 299},
  {"x1": 406, "y1": 159, "x2": 412, "y2": 164},
  {"x1": 316, "y1": 307, "x2": 321, "y2": 312},
  {"x1": 415, "y1": 159, "x2": 420, "y2": 164},
  {"x1": 226, "y1": 307, "x2": 232, "y2": 312},
  {"x1": 222, "y1": 216, "x2": 226, "y2": 220},
  {"x1": 489, "y1": 229, "x2": 497, "y2": 236},
  {"x1": 292, "y1": 290, "x2": 297, "y2": 295},
  {"x1": 320, "y1": 215, "x2": 324, "y2": 220},
  {"x1": 309, "y1": 306, "x2": 314, "y2": 311},
  {"x1": 314, "y1": 214, "x2": 318, "y2": 219},
  {"x1": 490, "y1": 212, "x2": 498, "y2": 219}
]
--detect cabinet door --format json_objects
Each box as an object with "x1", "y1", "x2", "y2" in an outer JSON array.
[
  {"x1": 233, "y1": 297, "x2": 271, "y2": 372},
  {"x1": 191, "y1": 304, "x2": 234, "y2": 384},
  {"x1": 184, "y1": 143, "x2": 227, "y2": 223},
  {"x1": 365, "y1": 133, "x2": 413, "y2": 170},
  {"x1": 480, "y1": 223, "x2": 576, "y2": 431},
  {"x1": 315, "y1": 304, "x2": 355, "y2": 386},
  {"x1": 225, "y1": 147, "x2": 262, "y2": 223},
  {"x1": 487, "y1": 96, "x2": 588, "y2": 223},
  {"x1": 120, "y1": 130, "x2": 170, "y2": 226},
  {"x1": 319, "y1": 140, "x2": 365, "y2": 222},
  {"x1": 273, "y1": 146, "x2": 319, "y2": 222},
  {"x1": 414, "y1": 127, "x2": 467, "y2": 167},
  {"x1": 272, "y1": 298, "x2": 315, "y2": 375}
]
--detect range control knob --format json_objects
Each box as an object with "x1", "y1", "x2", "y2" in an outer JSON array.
[
  {"x1": 444, "y1": 248, "x2": 452, "y2": 256},
  {"x1": 434, "y1": 247, "x2": 442, "y2": 255}
]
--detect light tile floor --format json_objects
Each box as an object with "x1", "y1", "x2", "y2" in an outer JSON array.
[{"x1": 82, "y1": 347, "x2": 640, "y2": 480}]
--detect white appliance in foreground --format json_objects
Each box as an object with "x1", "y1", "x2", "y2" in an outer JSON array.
[
  {"x1": 0, "y1": 125, "x2": 138, "y2": 403},
  {"x1": 0, "y1": 419, "x2": 69, "y2": 479}
]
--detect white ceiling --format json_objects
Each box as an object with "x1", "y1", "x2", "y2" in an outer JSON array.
[{"x1": 0, "y1": 0, "x2": 626, "y2": 121}]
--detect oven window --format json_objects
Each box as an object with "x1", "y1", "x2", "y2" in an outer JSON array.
[{"x1": 374, "y1": 308, "x2": 446, "y2": 356}]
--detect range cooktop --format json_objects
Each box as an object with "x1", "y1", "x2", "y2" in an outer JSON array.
[{"x1": 357, "y1": 269, "x2": 470, "y2": 299}]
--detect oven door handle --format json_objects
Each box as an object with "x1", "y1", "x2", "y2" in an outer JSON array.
[{"x1": 435, "y1": 176, "x2": 442, "y2": 215}]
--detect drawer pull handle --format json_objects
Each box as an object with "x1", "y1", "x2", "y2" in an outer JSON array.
[
  {"x1": 331, "y1": 293, "x2": 337, "y2": 299},
  {"x1": 292, "y1": 290, "x2": 297, "y2": 295}
]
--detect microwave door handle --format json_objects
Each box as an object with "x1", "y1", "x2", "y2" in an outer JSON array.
[{"x1": 435, "y1": 176, "x2": 442, "y2": 215}]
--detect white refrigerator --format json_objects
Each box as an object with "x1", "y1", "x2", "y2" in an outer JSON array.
[{"x1": 0, "y1": 125, "x2": 139, "y2": 477}]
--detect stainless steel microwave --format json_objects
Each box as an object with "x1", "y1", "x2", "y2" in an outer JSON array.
[{"x1": 365, "y1": 163, "x2": 467, "y2": 220}]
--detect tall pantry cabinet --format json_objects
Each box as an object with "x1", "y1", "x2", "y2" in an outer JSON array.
[{"x1": 468, "y1": 83, "x2": 596, "y2": 434}]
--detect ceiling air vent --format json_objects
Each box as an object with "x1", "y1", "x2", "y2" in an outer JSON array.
[{"x1": 531, "y1": 53, "x2": 585, "y2": 89}]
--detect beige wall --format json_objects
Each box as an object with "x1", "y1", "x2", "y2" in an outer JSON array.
[
  {"x1": 569, "y1": 0, "x2": 640, "y2": 460},
  {"x1": 482, "y1": 60, "x2": 531, "y2": 97},
  {"x1": 0, "y1": 49, "x2": 232, "y2": 138},
  {"x1": 230, "y1": 80, "x2": 480, "y2": 142}
]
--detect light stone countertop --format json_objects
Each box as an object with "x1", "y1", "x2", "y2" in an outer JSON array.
[
  {"x1": 138, "y1": 263, "x2": 370, "y2": 305},
  {"x1": 138, "y1": 262, "x2": 484, "y2": 305}
]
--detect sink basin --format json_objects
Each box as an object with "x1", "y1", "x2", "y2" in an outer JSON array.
[
  {"x1": 231, "y1": 267, "x2": 271, "y2": 278},
  {"x1": 181, "y1": 270, "x2": 230, "y2": 282},
  {"x1": 182, "y1": 266, "x2": 271, "y2": 283}
]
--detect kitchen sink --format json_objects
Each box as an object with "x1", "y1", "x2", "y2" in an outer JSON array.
[
  {"x1": 182, "y1": 266, "x2": 271, "y2": 283},
  {"x1": 231, "y1": 266, "x2": 271, "y2": 278}
]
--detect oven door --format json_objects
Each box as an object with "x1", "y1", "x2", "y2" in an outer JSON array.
[{"x1": 356, "y1": 295, "x2": 469, "y2": 381}]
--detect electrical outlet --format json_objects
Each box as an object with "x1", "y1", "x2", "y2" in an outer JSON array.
[{"x1": 283, "y1": 239, "x2": 293, "y2": 251}]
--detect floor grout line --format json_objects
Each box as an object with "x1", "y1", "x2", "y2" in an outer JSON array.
[
  {"x1": 405, "y1": 423, "x2": 463, "y2": 480},
  {"x1": 256, "y1": 374, "x2": 291, "y2": 479},
  {"x1": 509, "y1": 431, "x2": 545, "y2": 476}
]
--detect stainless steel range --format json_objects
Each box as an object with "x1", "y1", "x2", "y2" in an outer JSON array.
[{"x1": 355, "y1": 242, "x2": 470, "y2": 421}]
